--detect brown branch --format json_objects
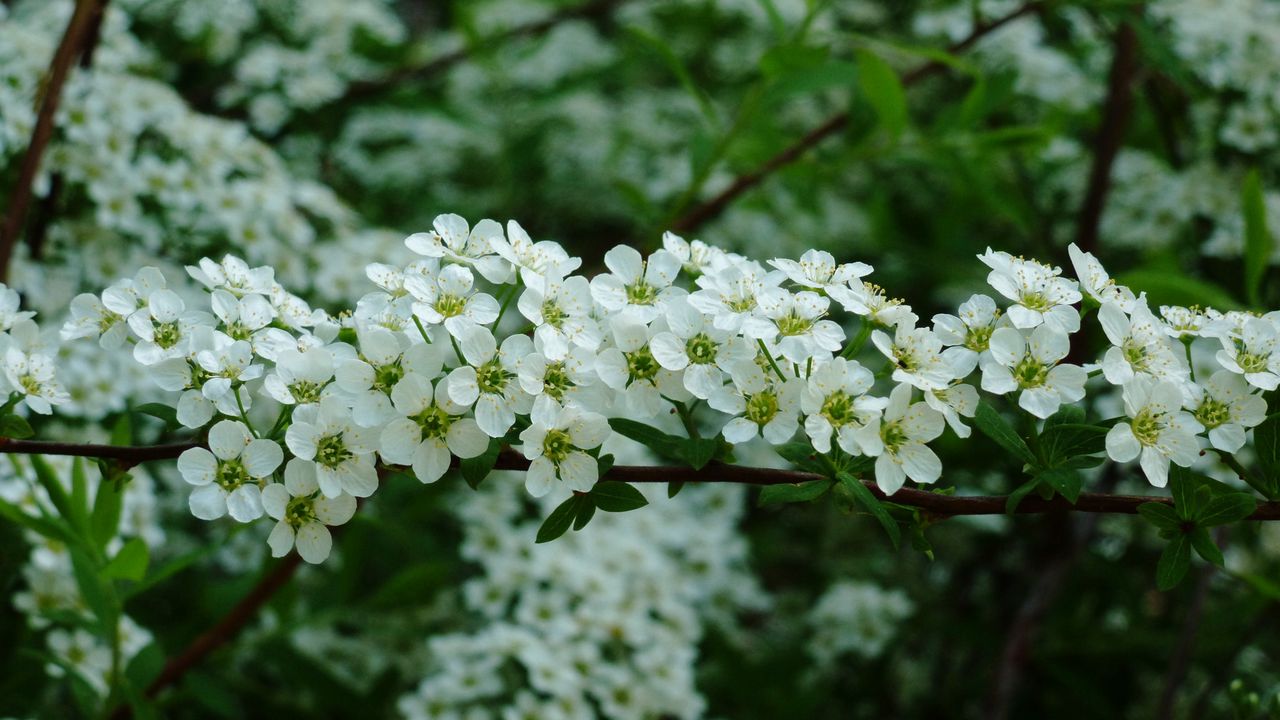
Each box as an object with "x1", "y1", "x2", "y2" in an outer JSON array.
[
  {"x1": 0, "y1": 438, "x2": 198, "y2": 468},
  {"x1": 669, "y1": 1, "x2": 1046, "y2": 234},
  {"x1": 1072, "y1": 15, "x2": 1141, "y2": 254},
  {"x1": 0, "y1": 0, "x2": 109, "y2": 282}
]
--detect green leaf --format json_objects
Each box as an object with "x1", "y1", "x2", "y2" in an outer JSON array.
[
  {"x1": 1243, "y1": 169, "x2": 1272, "y2": 307},
  {"x1": 0, "y1": 496, "x2": 73, "y2": 541},
  {"x1": 0, "y1": 413, "x2": 33, "y2": 439},
  {"x1": 590, "y1": 481, "x2": 648, "y2": 513},
  {"x1": 1157, "y1": 534, "x2": 1192, "y2": 591},
  {"x1": 1190, "y1": 527, "x2": 1224, "y2": 567},
  {"x1": 572, "y1": 499, "x2": 596, "y2": 531},
  {"x1": 69, "y1": 546, "x2": 116, "y2": 630},
  {"x1": 1137, "y1": 502, "x2": 1182, "y2": 530},
  {"x1": 1169, "y1": 466, "x2": 1203, "y2": 520},
  {"x1": 536, "y1": 496, "x2": 582, "y2": 544},
  {"x1": 103, "y1": 537, "x2": 149, "y2": 581},
  {"x1": 134, "y1": 403, "x2": 179, "y2": 428},
  {"x1": 1037, "y1": 468, "x2": 1082, "y2": 504},
  {"x1": 667, "y1": 481, "x2": 685, "y2": 498},
  {"x1": 1254, "y1": 414, "x2": 1280, "y2": 477},
  {"x1": 1042, "y1": 405, "x2": 1086, "y2": 432},
  {"x1": 775, "y1": 441, "x2": 827, "y2": 475},
  {"x1": 758, "y1": 479, "x2": 834, "y2": 506},
  {"x1": 1117, "y1": 269, "x2": 1241, "y2": 311},
  {"x1": 30, "y1": 455, "x2": 88, "y2": 539},
  {"x1": 596, "y1": 453, "x2": 615, "y2": 478},
  {"x1": 627, "y1": 28, "x2": 719, "y2": 130},
  {"x1": 836, "y1": 473, "x2": 900, "y2": 549},
  {"x1": 1039, "y1": 423, "x2": 1109, "y2": 465},
  {"x1": 90, "y1": 473, "x2": 124, "y2": 550},
  {"x1": 460, "y1": 439, "x2": 502, "y2": 489},
  {"x1": 678, "y1": 437, "x2": 719, "y2": 470},
  {"x1": 608, "y1": 418, "x2": 683, "y2": 462},
  {"x1": 1006, "y1": 476, "x2": 1041, "y2": 514},
  {"x1": 908, "y1": 520, "x2": 934, "y2": 561},
  {"x1": 855, "y1": 50, "x2": 907, "y2": 137},
  {"x1": 973, "y1": 402, "x2": 1037, "y2": 466},
  {"x1": 1199, "y1": 492, "x2": 1258, "y2": 527}
]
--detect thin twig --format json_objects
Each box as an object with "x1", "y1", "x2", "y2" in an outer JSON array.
[
  {"x1": 669, "y1": 1, "x2": 1046, "y2": 234},
  {"x1": 1073, "y1": 15, "x2": 1141, "y2": 254},
  {"x1": 0, "y1": 0, "x2": 109, "y2": 281}
]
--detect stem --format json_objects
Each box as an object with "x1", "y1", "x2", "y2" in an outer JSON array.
[
  {"x1": 1182, "y1": 337, "x2": 1196, "y2": 383},
  {"x1": 677, "y1": 401, "x2": 701, "y2": 440},
  {"x1": 1217, "y1": 451, "x2": 1277, "y2": 500},
  {"x1": 449, "y1": 334, "x2": 467, "y2": 366},
  {"x1": 841, "y1": 319, "x2": 873, "y2": 359},
  {"x1": 493, "y1": 280, "x2": 521, "y2": 329},
  {"x1": 756, "y1": 339, "x2": 788, "y2": 382},
  {"x1": 412, "y1": 315, "x2": 433, "y2": 345},
  {"x1": 233, "y1": 386, "x2": 256, "y2": 437}
]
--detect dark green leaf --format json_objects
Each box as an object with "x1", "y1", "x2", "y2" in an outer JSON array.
[
  {"x1": 30, "y1": 456, "x2": 87, "y2": 539},
  {"x1": 134, "y1": 403, "x2": 179, "y2": 428},
  {"x1": 1006, "y1": 476, "x2": 1041, "y2": 514},
  {"x1": 1117, "y1": 269, "x2": 1241, "y2": 311},
  {"x1": 973, "y1": 402, "x2": 1037, "y2": 466},
  {"x1": 1199, "y1": 492, "x2": 1258, "y2": 526},
  {"x1": 1190, "y1": 527, "x2": 1224, "y2": 567},
  {"x1": 667, "y1": 481, "x2": 685, "y2": 498},
  {"x1": 572, "y1": 499, "x2": 597, "y2": 531},
  {"x1": 103, "y1": 537, "x2": 149, "y2": 581},
  {"x1": 536, "y1": 496, "x2": 582, "y2": 544},
  {"x1": 775, "y1": 441, "x2": 827, "y2": 475},
  {"x1": 1157, "y1": 534, "x2": 1192, "y2": 591},
  {"x1": 69, "y1": 546, "x2": 116, "y2": 630},
  {"x1": 1039, "y1": 423, "x2": 1109, "y2": 465},
  {"x1": 856, "y1": 50, "x2": 907, "y2": 137},
  {"x1": 1254, "y1": 414, "x2": 1280, "y2": 477},
  {"x1": 590, "y1": 481, "x2": 648, "y2": 512},
  {"x1": 1037, "y1": 468, "x2": 1082, "y2": 504},
  {"x1": 1169, "y1": 466, "x2": 1201, "y2": 520},
  {"x1": 758, "y1": 479, "x2": 834, "y2": 506},
  {"x1": 1042, "y1": 404, "x2": 1086, "y2": 432},
  {"x1": 837, "y1": 473, "x2": 900, "y2": 549},
  {"x1": 460, "y1": 439, "x2": 502, "y2": 489},
  {"x1": 608, "y1": 418, "x2": 683, "y2": 462},
  {"x1": 1243, "y1": 169, "x2": 1272, "y2": 307},
  {"x1": 90, "y1": 473, "x2": 124, "y2": 550},
  {"x1": 1137, "y1": 502, "x2": 1181, "y2": 530},
  {"x1": 0, "y1": 413, "x2": 33, "y2": 439},
  {"x1": 909, "y1": 520, "x2": 934, "y2": 561},
  {"x1": 596, "y1": 453, "x2": 615, "y2": 478},
  {"x1": 678, "y1": 437, "x2": 719, "y2": 470}
]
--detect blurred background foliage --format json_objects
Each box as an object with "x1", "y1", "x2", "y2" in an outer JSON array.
[{"x1": 4, "y1": 0, "x2": 1280, "y2": 718}]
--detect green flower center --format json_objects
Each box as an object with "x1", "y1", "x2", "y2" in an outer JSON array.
[
  {"x1": 215, "y1": 458, "x2": 252, "y2": 490},
  {"x1": 625, "y1": 281, "x2": 658, "y2": 306},
  {"x1": 625, "y1": 346, "x2": 660, "y2": 384},
  {"x1": 316, "y1": 435, "x2": 352, "y2": 468},
  {"x1": 1131, "y1": 409, "x2": 1163, "y2": 446},
  {"x1": 373, "y1": 362, "x2": 404, "y2": 393},
  {"x1": 776, "y1": 310, "x2": 814, "y2": 337},
  {"x1": 289, "y1": 380, "x2": 324, "y2": 404},
  {"x1": 1193, "y1": 397, "x2": 1231, "y2": 430},
  {"x1": 893, "y1": 345, "x2": 919, "y2": 372},
  {"x1": 476, "y1": 359, "x2": 509, "y2": 394},
  {"x1": 542, "y1": 428, "x2": 574, "y2": 464},
  {"x1": 97, "y1": 311, "x2": 122, "y2": 335},
  {"x1": 542, "y1": 361, "x2": 572, "y2": 400},
  {"x1": 726, "y1": 296, "x2": 755, "y2": 313},
  {"x1": 225, "y1": 321, "x2": 253, "y2": 341},
  {"x1": 1019, "y1": 292, "x2": 1051, "y2": 312},
  {"x1": 19, "y1": 374, "x2": 40, "y2": 395},
  {"x1": 820, "y1": 391, "x2": 855, "y2": 427},
  {"x1": 964, "y1": 326, "x2": 993, "y2": 352},
  {"x1": 1013, "y1": 355, "x2": 1048, "y2": 388},
  {"x1": 881, "y1": 420, "x2": 908, "y2": 452},
  {"x1": 744, "y1": 391, "x2": 779, "y2": 425},
  {"x1": 284, "y1": 496, "x2": 316, "y2": 528},
  {"x1": 153, "y1": 321, "x2": 181, "y2": 349},
  {"x1": 686, "y1": 333, "x2": 718, "y2": 365},
  {"x1": 541, "y1": 300, "x2": 566, "y2": 328},
  {"x1": 1122, "y1": 340, "x2": 1149, "y2": 370},
  {"x1": 414, "y1": 405, "x2": 453, "y2": 439},
  {"x1": 1238, "y1": 350, "x2": 1269, "y2": 374},
  {"x1": 435, "y1": 294, "x2": 467, "y2": 318}
]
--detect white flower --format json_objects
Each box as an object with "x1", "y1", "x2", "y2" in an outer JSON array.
[
  {"x1": 517, "y1": 335, "x2": 600, "y2": 417},
  {"x1": 0, "y1": 343, "x2": 67, "y2": 414},
  {"x1": 404, "y1": 264, "x2": 499, "y2": 338},
  {"x1": 924, "y1": 382, "x2": 979, "y2": 439},
  {"x1": 405, "y1": 213, "x2": 512, "y2": 284},
  {"x1": 1097, "y1": 300, "x2": 1186, "y2": 385},
  {"x1": 285, "y1": 398, "x2": 380, "y2": 498},
  {"x1": 649, "y1": 297, "x2": 752, "y2": 399},
  {"x1": 709, "y1": 362, "x2": 802, "y2": 445},
  {"x1": 263, "y1": 459, "x2": 357, "y2": 564},
  {"x1": 519, "y1": 403, "x2": 611, "y2": 496},
  {"x1": 186, "y1": 255, "x2": 275, "y2": 296},
  {"x1": 1159, "y1": 305, "x2": 1219, "y2": 340},
  {"x1": 489, "y1": 220, "x2": 581, "y2": 285},
  {"x1": 978, "y1": 248, "x2": 1081, "y2": 333},
  {"x1": 177, "y1": 420, "x2": 283, "y2": 521},
  {"x1": 447, "y1": 326, "x2": 534, "y2": 438},
  {"x1": 980, "y1": 325, "x2": 1086, "y2": 419},
  {"x1": 194, "y1": 331, "x2": 262, "y2": 401},
  {"x1": 800, "y1": 357, "x2": 885, "y2": 454},
  {"x1": 1186, "y1": 371, "x2": 1267, "y2": 452},
  {"x1": 127, "y1": 289, "x2": 195, "y2": 365},
  {"x1": 519, "y1": 275, "x2": 601, "y2": 357},
  {"x1": 663, "y1": 231, "x2": 731, "y2": 276},
  {"x1": 0, "y1": 284, "x2": 34, "y2": 332},
  {"x1": 871, "y1": 321, "x2": 955, "y2": 391},
  {"x1": 589, "y1": 245, "x2": 683, "y2": 322},
  {"x1": 263, "y1": 346, "x2": 336, "y2": 406},
  {"x1": 688, "y1": 258, "x2": 781, "y2": 332},
  {"x1": 595, "y1": 316, "x2": 688, "y2": 418},
  {"x1": 1106, "y1": 377, "x2": 1203, "y2": 487},
  {"x1": 1067, "y1": 243, "x2": 1136, "y2": 311},
  {"x1": 931, "y1": 294, "x2": 1003, "y2": 375},
  {"x1": 61, "y1": 292, "x2": 127, "y2": 348},
  {"x1": 380, "y1": 373, "x2": 489, "y2": 483},
  {"x1": 769, "y1": 249, "x2": 872, "y2": 295},
  {"x1": 853, "y1": 383, "x2": 945, "y2": 495},
  {"x1": 336, "y1": 325, "x2": 442, "y2": 427},
  {"x1": 741, "y1": 289, "x2": 844, "y2": 364},
  {"x1": 1215, "y1": 315, "x2": 1280, "y2": 391},
  {"x1": 210, "y1": 289, "x2": 274, "y2": 344},
  {"x1": 829, "y1": 280, "x2": 917, "y2": 327}
]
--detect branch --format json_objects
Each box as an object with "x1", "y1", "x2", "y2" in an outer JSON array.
[
  {"x1": 1072, "y1": 15, "x2": 1140, "y2": 254},
  {"x1": 0, "y1": 438, "x2": 197, "y2": 469},
  {"x1": 0, "y1": 0, "x2": 110, "y2": 281},
  {"x1": 669, "y1": 1, "x2": 1046, "y2": 234}
]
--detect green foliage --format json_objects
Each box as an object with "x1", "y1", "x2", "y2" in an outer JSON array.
[{"x1": 1243, "y1": 169, "x2": 1273, "y2": 307}]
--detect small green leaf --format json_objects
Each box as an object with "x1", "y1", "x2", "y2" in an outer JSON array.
[
  {"x1": 856, "y1": 50, "x2": 908, "y2": 137},
  {"x1": 134, "y1": 403, "x2": 179, "y2": 428},
  {"x1": 608, "y1": 418, "x2": 683, "y2": 462},
  {"x1": 1253, "y1": 414, "x2": 1280, "y2": 478},
  {"x1": 103, "y1": 537, "x2": 149, "y2": 581},
  {"x1": 1137, "y1": 502, "x2": 1181, "y2": 530},
  {"x1": 775, "y1": 441, "x2": 826, "y2": 475},
  {"x1": 572, "y1": 499, "x2": 597, "y2": 531},
  {"x1": 0, "y1": 413, "x2": 33, "y2": 439},
  {"x1": 69, "y1": 546, "x2": 117, "y2": 630},
  {"x1": 1157, "y1": 534, "x2": 1192, "y2": 591},
  {"x1": 1039, "y1": 423, "x2": 1109, "y2": 464},
  {"x1": 460, "y1": 439, "x2": 502, "y2": 489},
  {"x1": 590, "y1": 481, "x2": 649, "y2": 513},
  {"x1": 758, "y1": 479, "x2": 834, "y2": 506},
  {"x1": 973, "y1": 402, "x2": 1037, "y2": 466},
  {"x1": 30, "y1": 456, "x2": 86, "y2": 539},
  {"x1": 536, "y1": 496, "x2": 581, "y2": 544},
  {"x1": 837, "y1": 473, "x2": 900, "y2": 549},
  {"x1": 909, "y1": 519, "x2": 934, "y2": 561},
  {"x1": 678, "y1": 437, "x2": 719, "y2": 470},
  {"x1": 1169, "y1": 466, "x2": 1202, "y2": 520},
  {"x1": 596, "y1": 453, "x2": 615, "y2": 478},
  {"x1": 1198, "y1": 492, "x2": 1258, "y2": 527},
  {"x1": 1243, "y1": 169, "x2": 1272, "y2": 307},
  {"x1": 1190, "y1": 527, "x2": 1224, "y2": 567},
  {"x1": 90, "y1": 473, "x2": 124, "y2": 550},
  {"x1": 1037, "y1": 468, "x2": 1082, "y2": 504},
  {"x1": 1006, "y1": 476, "x2": 1041, "y2": 514},
  {"x1": 667, "y1": 481, "x2": 685, "y2": 498}
]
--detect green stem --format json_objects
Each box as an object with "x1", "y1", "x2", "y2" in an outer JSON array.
[
  {"x1": 1182, "y1": 337, "x2": 1196, "y2": 383},
  {"x1": 1216, "y1": 451, "x2": 1277, "y2": 500},
  {"x1": 840, "y1": 319, "x2": 873, "y2": 359},
  {"x1": 493, "y1": 280, "x2": 521, "y2": 329},
  {"x1": 677, "y1": 400, "x2": 702, "y2": 440},
  {"x1": 756, "y1": 339, "x2": 788, "y2": 382},
  {"x1": 412, "y1": 315, "x2": 433, "y2": 345},
  {"x1": 234, "y1": 386, "x2": 257, "y2": 437},
  {"x1": 449, "y1": 335, "x2": 467, "y2": 366}
]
